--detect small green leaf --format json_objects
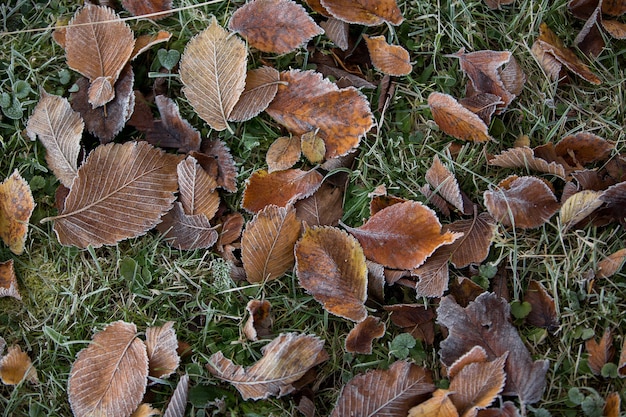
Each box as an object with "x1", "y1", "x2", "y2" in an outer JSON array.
[
  {"x1": 0, "y1": 92, "x2": 11, "y2": 108},
  {"x1": 581, "y1": 394, "x2": 604, "y2": 417},
  {"x1": 119, "y1": 257, "x2": 139, "y2": 280},
  {"x1": 29, "y1": 175, "x2": 46, "y2": 191},
  {"x1": 510, "y1": 300, "x2": 532, "y2": 319},
  {"x1": 2, "y1": 97, "x2": 23, "y2": 119},
  {"x1": 13, "y1": 80, "x2": 32, "y2": 99},
  {"x1": 58, "y1": 69, "x2": 71, "y2": 85},
  {"x1": 568, "y1": 387, "x2": 584, "y2": 405},
  {"x1": 389, "y1": 333, "x2": 416, "y2": 359},
  {"x1": 157, "y1": 48, "x2": 181, "y2": 71},
  {"x1": 478, "y1": 263, "x2": 498, "y2": 279},
  {"x1": 601, "y1": 362, "x2": 618, "y2": 378}
]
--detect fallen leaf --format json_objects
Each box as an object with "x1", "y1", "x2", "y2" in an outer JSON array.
[
  {"x1": 242, "y1": 168, "x2": 323, "y2": 213},
  {"x1": 163, "y1": 374, "x2": 189, "y2": 417},
  {"x1": 476, "y1": 402, "x2": 521, "y2": 417},
  {"x1": 266, "y1": 136, "x2": 302, "y2": 173},
  {"x1": 345, "y1": 316, "x2": 386, "y2": 354},
  {"x1": 598, "y1": 181, "x2": 626, "y2": 225},
  {"x1": 320, "y1": 18, "x2": 349, "y2": 50},
  {"x1": 146, "y1": 95, "x2": 201, "y2": 153},
  {"x1": 207, "y1": 333, "x2": 328, "y2": 400},
  {"x1": 384, "y1": 304, "x2": 435, "y2": 344},
  {"x1": 26, "y1": 90, "x2": 83, "y2": 187},
  {"x1": 363, "y1": 35, "x2": 412, "y2": 76},
  {"x1": 0, "y1": 170, "x2": 35, "y2": 255},
  {"x1": 229, "y1": 66, "x2": 281, "y2": 122},
  {"x1": 560, "y1": 190, "x2": 604, "y2": 229},
  {"x1": 320, "y1": 0, "x2": 404, "y2": 25},
  {"x1": 295, "y1": 226, "x2": 368, "y2": 321},
  {"x1": 618, "y1": 338, "x2": 626, "y2": 377},
  {"x1": 300, "y1": 131, "x2": 326, "y2": 164},
  {"x1": 330, "y1": 361, "x2": 434, "y2": 417},
  {"x1": 603, "y1": 392, "x2": 621, "y2": 417},
  {"x1": 243, "y1": 299, "x2": 273, "y2": 341},
  {"x1": 42, "y1": 141, "x2": 179, "y2": 248},
  {"x1": 216, "y1": 212, "x2": 245, "y2": 250},
  {"x1": 437, "y1": 292, "x2": 549, "y2": 403},
  {"x1": 484, "y1": 176, "x2": 560, "y2": 229},
  {"x1": 596, "y1": 248, "x2": 626, "y2": 278},
  {"x1": 145, "y1": 321, "x2": 179, "y2": 379},
  {"x1": 428, "y1": 92, "x2": 492, "y2": 142},
  {"x1": 448, "y1": 276, "x2": 487, "y2": 308},
  {"x1": 412, "y1": 247, "x2": 451, "y2": 298},
  {"x1": 366, "y1": 260, "x2": 385, "y2": 304},
  {"x1": 157, "y1": 202, "x2": 219, "y2": 250},
  {"x1": 241, "y1": 204, "x2": 301, "y2": 283},
  {"x1": 524, "y1": 280, "x2": 558, "y2": 332},
  {"x1": 602, "y1": 19, "x2": 626, "y2": 38},
  {"x1": 585, "y1": 328, "x2": 614, "y2": 375},
  {"x1": 488, "y1": 146, "x2": 566, "y2": 178},
  {"x1": 458, "y1": 93, "x2": 502, "y2": 125},
  {"x1": 65, "y1": 4, "x2": 135, "y2": 107},
  {"x1": 68, "y1": 321, "x2": 148, "y2": 417},
  {"x1": 198, "y1": 139, "x2": 238, "y2": 192},
  {"x1": 0, "y1": 260, "x2": 21, "y2": 301},
  {"x1": 344, "y1": 201, "x2": 462, "y2": 270},
  {"x1": 179, "y1": 17, "x2": 247, "y2": 131},
  {"x1": 0, "y1": 345, "x2": 38, "y2": 385},
  {"x1": 420, "y1": 184, "x2": 452, "y2": 216},
  {"x1": 265, "y1": 69, "x2": 374, "y2": 158},
  {"x1": 555, "y1": 132, "x2": 614, "y2": 166},
  {"x1": 602, "y1": 0, "x2": 626, "y2": 16},
  {"x1": 131, "y1": 31, "x2": 172, "y2": 61},
  {"x1": 573, "y1": 1, "x2": 605, "y2": 57},
  {"x1": 370, "y1": 193, "x2": 408, "y2": 215},
  {"x1": 131, "y1": 403, "x2": 162, "y2": 417},
  {"x1": 229, "y1": 0, "x2": 323, "y2": 53},
  {"x1": 122, "y1": 0, "x2": 172, "y2": 20},
  {"x1": 446, "y1": 211, "x2": 497, "y2": 268},
  {"x1": 408, "y1": 389, "x2": 458, "y2": 417},
  {"x1": 482, "y1": 0, "x2": 515, "y2": 9},
  {"x1": 294, "y1": 182, "x2": 344, "y2": 227},
  {"x1": 177, "y1": 156, "x2": 219, "y2": 220},
  {"x1": 298, "y1": 396, "x2": 316, "y2": 417},
  {"x1": 425, "y1": 155, "x2": 465, "y2": 213}
]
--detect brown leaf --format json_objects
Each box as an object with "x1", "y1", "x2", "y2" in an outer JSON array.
[
  {"x1": 531, "y1": 23, "x2": 601, "y2": 85},
  {"x1": 216, "y1": 212, "x2": 245, "y2": 249},
  {"x1": 157, "y1": 202, "x2": 218, "y2": 250},
  {"x1": 484, "y1": 175, "x2": 560, "y2": 229},
  {"x1": 320, "y1": 18, "x2": 349, "y2": 50},
  {"x1": 437, "y1": 293, "x2": 549, "y2": 403},
  {"x1": 602, "y1": 19, "x2": 626, "y2": 38},
  {"x1": 366, "y1": 260, "x2": 385, "y2": 303},
  {"x1": 131, "y1": 31, "x2": 172, "y2": 61},
  {"x1": 555, "y1": 132, "x2": 614, "y2": 166},
  {"x1": 426, "y1": 155, "x2": 464, "y2": 213},
  {"x1": 596, "y1": 248, "x2": 626, "y2": 278},
  {"x1": 68, "y1": 321, "x2": 148, "y2": 417},
  {"x1": 384, "y1": 304, "x2": 435, "y2": 344},
  {"x1": 345, "y1": 316, "x2": 386, "y2": 354},
  {"x1": 294, "y1": 182, "x2": 344, "y2": 227},
  {"x1": 266, "y1": 136, "x2": 302, "y2": 173},
  {"x1": 298, "y1": 396, "x2": 316, "y2": 417},
  {"x1": 412, "y1": 247, "x2": 451, "y2": 298},
  {"x1": 598, "y1": 181, "x2": 626, "y2": 224},
  {"x1": 295, "y1": 226, "x2": 368, "y2": 321},
  {"x1": 586, "y1": 328, "x2": 615, "y2": 375},
  {"x1": 488, "y1": 146, "x2": 567, "y2": 178},
  {"x1": 229, "y1": 0, "x2": 323, "y2": 53},
  {"x1": 446, "y1": 211, "x2": 497, "y2": 268},
  {"x1": 42, "y1": 141, "x2": 179, "y2": 248},
  {"x1": 163, "y1": 374, "x2": 189, "y2": 417},
  {"x1": 177, "y1": 156, "x2": 219, "y2": 220},
  {"x1": 560, "y1": 190, "x2": 604, "y2": 229},
  {"x1": 448, "y1": 276, "x2": 487, "y2": 308},
  {"x1": 458, "y1": 93, "x2": 502, "y2": 125},
  {"x1": 71, "y1": 64, "x2": 135, "y2": 144},
  {"x1": 199, "y1": 139, "x2": 238, "y2": 192},
  {"x1": 145, "y1": 95, "x2": 201, "y2": 153},
  {"x1": 524, "y1": 280, "x2": 558, "y2": 332},
  {"x1": 266, "y1": 70, "x2": 374, "y2": 159},
  {"x1": 146, "y1": 321, "x2": 179, "y2": 379},
  {"x1": 618, "y1": 338, "x2": 626, "y2": 377},
  {"x1": 574, "y1": 2, "x2": 605, "y2": 57},
  {"x1": 0, "y1": 260, "x2": 21, "y2": 301},
  {"x1": 207, "y1": 333, "x2": 327, "y2": 400},
  {"x1": 243, "y1": 299, "x2": 273, "y2": 341},
  {"x1": 65, "y1": 4, "x2": 135, "y2": 108},
  {"x1": 242, "y1": 168, "x2": 323, "y2": 213},
  {"x1": 300, "y1": 131, "x2": 326, "y2": 165},
  {"x1": 242, "y1": 205, "x2": 301, "y2": 283},
  {"x1": 26, "y1": 90, "x2": 83, "y2": 187},
  {"x1": 476, "y1": 402, "x2": 521, "y2": 417},
  {"x1": 344, "y1": 201, "x2": 462, "y2": 270},
  {"x1": 482, "y1": 0, "x2": 515, "y2": 9},
  {"x1": 0, "y1": 170, "x2": 35, "y2": 255},
  {"x1": 428, "y1": 92, "x2": 492, "y2": 143},
  {"x1": 0, "y1": 345, "x2": 38, "y2": 385},
  {"x1": 603, "y1": 392, "x2": 621, "y2": 417},
  {"x1": 330, "y1": 361, "x2": 434, "y2": 417},
  {"x1": 131, "y1": 403, "x2": 161, "y2": 417},
  {"x1": 320, "y1": 0, "x2": 404, "y2": 25},
  {"x1": 420, "y1": 184, "x2": 451, "y2": 216},
  {"x1": 229, "y1": 66, "x2": 281, "y2": 122},
  {"x1": 363, "y1": 35, "x2": 412, "y2": 76},
  {"x1": 179, "y1": 17, "x2": 247, "y2": 132},
  {"x1": 122, "y1": 0, "x2": 172, "y2": 20},
  {"x1": 408, "y1": 389, "x2": 458, "y2": 417},
  {"x1": 602, "y1": 0, "x2": 626, "y2": 16}
]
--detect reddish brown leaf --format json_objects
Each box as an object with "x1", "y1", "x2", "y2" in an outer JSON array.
[
  {"x1": 131, "y1": 31, "x2": 172, "y2": 61},
  {"x1": 266, "y1": 136, "x2": 302, "y2": 173},
  {"x1": 345, "y1": 316, "x2": 386, "y2": 354},
  {"x1": 384, "y1": 304, "x2": 435, "y2": 344},
  {"x1": 412, "y1": 246, "x2": 451, "y2": 298},
  {"x1": 320, "y1": 0, "x2": 404, "y2": 26},
  {"x1": 596, "y1": 248, "x2": 626, "y2": 278},
  {"x1": 428, "y1": 92, "x2": 492, "y2": 142},
  {"x1": 145, "y1": 321, "x2": 179, "y2": 379},
  {"x1": 420, "y1": 184, "x2": 451, "y2": 216},
  {"x1": 555, "y1": 132, "x2": 614, "y2": 166},
  {"x1": 320, "y1": 18, "x2": 349, "y2": 50},
  {"x1": 344, "y1": 201, "x2": 462, "y2": 270},
  {"x1": 370, "y1": 194, "x2": 408, "y2": 216},
  {"x1": 586, "y1": 328, "x2": 615, "y2": 375},
  {"x1": 304, "y1": 0, "x2": 332, "y2": 16},
  {"x1": 0, "y1": 170, "x2": 35, "y2": 255},
  {"x1": 243, "y1": 299, "x2": 273, "y2": 341},
  {"x1": 229, "y1": 0, "x2": 323, "y2": 53},
  {"x1": 524, "y1": 280, "x2": 558, "y2": 332},
  {"x1": 0, "y1": 260, "x2": 21, "y2": 301},
  {"x1": 229, "y1": 66, "x2": 281, "y2": 122},
  {"x1": 177, "y1": 156, "x2": 219, "y2": 220},
  {"x1": 295, "y1": 182, "x2": 344, "y2": 227},
  {"x1": 266, "y1": 70, "x2": 373, "y2": 159},
  {"x1": 446, "y1": 211, "x2": 497, "y2": 268},
  {"x1": 330, "y1": 361, "x2": 434, "y2": 417},
  {"x1": 448, "y1": 276, "x2": 487, "y2": 308},
  {"x1": 216, "y1": 212, "x2": 245, "y2": 249},
  {"x1": 199, "y1": 139, "x2": 238, "y2": 192},
  {"x1": 295, "y1": 226, "x2": 368, "y2": 322},
  {"x1": 122, "y1": 0, "x2": 172, "y2": 20},
  {"x1": 618, "y1": 338, "x2": 626, "y2": 377},
  {"x1": 598, "y1": 181, "x2": 626, "y2": 224},
  {"x1": 476, "y1": 402, "x2": 521, "y2": 417},
  {"x1": 488, "y1": 146, "x2": 567, "y2": 178},
  {"x1": 484, "y1": 176, "x2": 560, "y2": 229},
  {"x1": 426, "y1": 155, "x2": 464, "y2": 213},
  {"x1": 459, "y1": 93, "x2": 502, "y2": 125},
  {"x1": 242, "y1": 168, "x2": 323, "y2": 213},
  {"x1": 602, "y1": 0, "x2": 626, "y2": 16},
  {"x1": 157, "y1": 203, "x2": 218, "y2": 250},
  {"x1": 574, "y1": 1, "x2": 605, "y2": 57},
  {"x1": 241, "y1": 205, "x2": 301, "y2": 283},
  {"x1": 603, "y1": 19, "x2": 626, "y2": 38},
  {"x1": 482, "y1": 0, "x2": 515, "y2": 9},
  {"x1": 603, "y1": 392, "x2": 621, "y2": 417},
  {"x1": 145, "y1": 95, "x2": 201, "y2": 153},
  {"x1": 363, "y1": 35, "x2": 412, "y2": 76}
]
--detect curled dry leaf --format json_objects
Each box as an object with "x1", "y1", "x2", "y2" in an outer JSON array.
[
  {"x1": 229, "y1": 66, "x2": 281, "y2": 122},
  {"x1": 585, "y1": 328, "x2": 614, "y2": 375},
  {"x1": 157, "y1": 202, "x2": 218, "y2": 250},
  {"x1": 555, "y1": 132, "x2": 614, "y2": 166},
  {"x1": 177, "y1": 156, "x2": 219, "y2": 220},
  {"x1": 122, "y1": 0, "x2": 172, "y2": 20},
  {"x1": 163, "y1": 374, "x2": 189, "y2": 417},
  {"x1": 266, "y1": 136, "x2": 302, "y2": 173},
  {"x1": 489, "y1": 146, "x2": 567, "y2": 178},
  {"x1": 320, "y1": 0, "x2": 403, "y2": 25},
  {"x1": 145, "y1": 321, "x2": 180, "y2": 379},
  {"x1": 241, "y1": 205, "x2": 301, "y2": 283},
  {"x1": 619, "y1": 338, "x2": 626, "y2": 377},
  {"x1": 207, "y1": 333, "x2": 328, "y2": 400},
  {"x1": 428, "y1": 92, "x2": 492, "y2": 143},
  {"x1": 243, "y1": 299, "x2": 273, "y2": 341},
  {"x1": 179, "y1": 17, "x2": 247, "y2": 132},
  {"x1": 426, "y1": 155, "x2": 465, "y2": 213},
  {"x1": 437, "y1": 292, "x2": 549, "y2": 404},
  {"x1": 524, "y1": 280, "x2": 558, "y2": 332},
  {"x1": 131, "y1": 31, "x2": 172, "y2": 61},
  {"x1": 363, "y1": 35, "x2": 412, "y2": 76},
  {"x1": 199, "y1": 139, "x2": 238, "y2": 192},
  {"x1": 459, "y1": 93, "x2": 502, "y2": 125},
  {"x1": 560, "y1": 190, "x2": 604, "y2": 229},
  {"x1": 0, "y1": 259, "x2": 21, "y2": 301},
  {"x1": 146, "y1": 95, "x2": 201, "y2": 153},
  {"x1": 229, "y1": 0, "x2": 323, "y2": 53},
  {"x1": 68, "y1": 321, "x2": 148, "y2": 417},
  {"x1": 294, "y1": 182, "x2": 344, "y2": 227},
  {"x1": 384, "y1": 304, "x2": 435, "y2": 344},
  {"x1": 65, "y1": 4, "x2": 135, "y2": 108},
  {"x1": 242, "y1": 168, "x2": 323, "y2": 213},
  {"x1": 0, "y1": 170, "x2": 35, "y2": 255},
  {"x1": 596, "y1": 248, "x2": 626, "y2": 279},
  {"x1": 0, "y1": 345, "x2": 38, "y2": 385},
  {"x1": 345, "y1": 316, "x2": 386, "y2": 354},
  {"x1": 330, "y1": 360, "x2": 434, "y2": 417},
  {"x1": 266, "y1": 70, "x2": 374, "y2": 159},
  {"x1": 484, "y1": 176, "x2": 560, "y2": 229},
  {"x1": 43, "y1": 141, "x2": 179, "y2": 248},
  {"x1": 26, "y1": 90, "x2": 82, "y2": 187},
  {"x1": 408, "y1": 389, "x2": 458, "y2": 417},
  {"x1": 216, "y1": 212, "x2": 245, "y2": 250},
  {"x1": 295, "y1": 226, "x2": 368, "y2": 322},
  {"x1": 344, "y1": 201, "x2": 462, "y2": 270}
]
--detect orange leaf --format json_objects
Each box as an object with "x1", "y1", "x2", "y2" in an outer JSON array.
[
  {"x1": 585, "y1": 328, "x2": 615, "y2": 375},
  {"x1": 0, "y1": 259, "x2": 21, "y2": 301},
  {"x1": 596, "y1": 248, "x2": 626, "y2": 278},
  {"x1": 320, "y1": 0, "x2": 403, "y2": 25},
  {"x1": 266, "y1": 136, "x2": 302, "y2": 173},
  {"x1": 243, "y1": 299, "x2": 273, "y2": 341},
  {"x1": 241, "y1": 205, "x2": 302, "y2": 283},
  {"x1": 242, "y1": 168, "x2": 323, "y2": 213},
  {"x1": 157, "y1": 202, "x2": 219, "y2": 250},
  {"x1": 145, "y1": 321, "x2": 180, "y2": 379},
  {"x1": 177, "y1": 156, "x2": 219, "y2": 220},
  {"x1": 131, "y1": 31, "x2": 172, "y2": 60},
  {"x1": 408, "y1": 388, "x2": 459, "y2": 417},
  {"x1": 229, "y1": 66, "x2": 281, "y2": 122},
  {"x1": 122, "y1": 0, "x2": 172, "y2": 20},
  {"x1": 266, "y1": 70, "x2": 373, "y2": 158},
  {"x1": 603, "y1": 19, "x2": 626, "y2": 38},
  {"x1": 363, "y1": 35, "x2": 412, "y2": 76},
  {"x1": 603, "y1": 392, "x2": 621, "y2": 417},
  {"x1": 0, "y1": 170, "x2": 35, "y2": 255},
  {"x1": 524, "y1": 280, "x2": 558, "y2": 331},
  {"x1": 295, "y1": 226, "x2": 368, "y2": 322},
  {"x1": 488, "y1": 146, "x2": 567, "y2": 178},
  {"x1": 618, "y1": 338, "x2": 626, "y2": 377},
  {"x1": 0, "y1": 345, "x2": 38, "y2": 385},
  {"x1": 229, "y1": 0, "x2": 323, "y2": 53},
  {"x1": 130, "y1": 403, "x2": 161, "y2": 417},
  {"x1": 344, "y1": 201, "x2": 462, "y2": 270},
  {"x1": 428, "y1": 92, "x2": 492, "y2": 142},
  {"x1": 345, "y1": 316, "x2": 386, "y2": 354}
]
